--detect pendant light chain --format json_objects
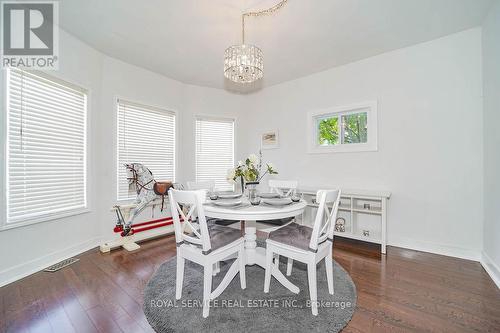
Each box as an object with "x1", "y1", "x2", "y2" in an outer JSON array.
[
  {"x1": 225, "y1": 0, "x2": 288, "y2": 83},
  {"x1": 241, "y1": 0, "x2": 288, "y2": 44}
]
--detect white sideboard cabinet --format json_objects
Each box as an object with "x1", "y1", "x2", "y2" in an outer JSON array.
[{"x1": 298, "y1": 188, "x2": 391, "y2": 254}]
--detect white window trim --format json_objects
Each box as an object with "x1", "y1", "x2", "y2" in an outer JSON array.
[
  {"x1": 115, "y1": 97, "x2": 178, "y2": 203},
  {"x1": 1, "y1": 69, "x2": 91, "y2": 231},
  {"x1": 307, "y1": 101, "x2": 378, "y2": 154},
  {"x1": 0, "y1": 208, "x2": 91, "y2": 231},
  {"x1": 194, "y1": 114, "x2": 236, "y2": 191}
]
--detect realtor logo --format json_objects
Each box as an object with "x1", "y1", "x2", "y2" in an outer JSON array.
[{"x1": 1, "y1": 1, "x2": 59, "y2": 69}]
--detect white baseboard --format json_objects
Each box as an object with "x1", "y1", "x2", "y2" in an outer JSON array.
[
  {"x1": 480, "y1": 251, "x2": 500, "y2": 289},
  {"x1": 388, "y1": 237, "x2": 481, "y2": 261},
  {"x1": 0, "y1": 237, "x2": 101, "y2": 288}
]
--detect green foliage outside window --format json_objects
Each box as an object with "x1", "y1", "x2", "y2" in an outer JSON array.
[
  {"x1": 342, "y1": 113, "x2": 367, "y2": 144},
  {"x1": 318, "y1": 117, "x2": 338, "y2": 145},
  {"x1": 317, "y1": 112, "x2": 367, "y2": 145}
]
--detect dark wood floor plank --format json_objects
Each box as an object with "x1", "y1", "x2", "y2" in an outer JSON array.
[
  {"x1": 70, "y1": 259, "x2": 139, "y2": 325},
  {"x1": 336, "y1": 255, "x2": 500, "y2": 314},
  {"x1": 1, "y1": 236, "x2": 499, "y2": 333},
  {"x1": 86, "y1": 305, "x2": 123, "y2": 333},
  {"x1": 12, "y1": 273, "x2": 53, "y2": 333},
  {"x1": 40, "y1": 265, "x2": 98, "y2": 333},
  {"x1": 2, "y1": 284, "x2": 30, "y2": 333},
  {"x1": 34, "y1": 271, "x2": 76, "y2": 333},
  {"x1": 357, "y1": 288, "x2": 488, "y2": 333},
  {"x1": 335, "y1": 249, "x2": 500, "y2": 310},
  {"x1": 353, "y1": 273, "x2": 500, "y2": 330},
  {"x1": 0, "y1": 285, "x2": 6, "y2": 333},
  {"x1": 60, "y1": 297, "x2": 98, "y2": 333}
]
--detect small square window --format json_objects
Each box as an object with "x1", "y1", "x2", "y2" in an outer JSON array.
[{"x1": 308, "y1": 102, "x2": 377, "y2": 153}]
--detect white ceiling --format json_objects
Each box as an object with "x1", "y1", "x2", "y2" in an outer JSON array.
[{"x1": 59, "y1": 0, "x2": 494, "y2": 91}]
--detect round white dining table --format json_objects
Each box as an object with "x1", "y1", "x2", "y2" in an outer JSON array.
[{"x1": 203, "y1": 199, "x2": 307, "y2": 294}]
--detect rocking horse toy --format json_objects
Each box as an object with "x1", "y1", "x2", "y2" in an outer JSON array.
[
  {"x1": 114, "y1": 163, "x2": 174, "y2": 236},
  {"x1": 102, "y1": 163, "x2": 205, "y2": 252}
]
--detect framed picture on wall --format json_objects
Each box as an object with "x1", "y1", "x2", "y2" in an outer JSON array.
[{"x1": 261, "y1": 129, "x2": 279, "y2": 149}]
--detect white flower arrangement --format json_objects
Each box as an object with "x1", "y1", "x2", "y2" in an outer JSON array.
[{"x1": 227, "y1": 151, "x2": 278, "y2": 183}]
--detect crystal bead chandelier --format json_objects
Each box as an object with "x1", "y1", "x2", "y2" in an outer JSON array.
[{"x1": 224, "y1": 0, "x2": 288, "y2": 84}]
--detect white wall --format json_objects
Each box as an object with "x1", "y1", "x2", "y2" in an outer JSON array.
[
  {"x1": 239, "y1": 28, "x2": 484, "y2": 260},
  {"x1": 0, "y1": 25, "x2": 490, "y2": 286},
  {"x1": 482, "y1": 1, "x2": 500, "y2": 287},
  {"x1": 0, "y1": 30, "x2": 104, "y2": 285}
]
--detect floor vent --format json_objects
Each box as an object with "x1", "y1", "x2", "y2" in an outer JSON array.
[{"x1": 44, "y1": 258, "x2": 80, "y2": 272}]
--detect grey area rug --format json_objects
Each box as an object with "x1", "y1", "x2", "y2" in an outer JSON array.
[{"x1": 143, "y1": 257, "x2": 357, "y2": 333}]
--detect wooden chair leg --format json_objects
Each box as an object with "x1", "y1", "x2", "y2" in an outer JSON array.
[
  {"x1": 203, "y1": 264, "x2": 213, "y2": 318},
  {"x1": 239, "y1": 244, "x2": 246, "y2": 289},
  {"x1": 307, "y1": 262, "x2": 318, "y2": 316},
  {"x1": 325, "y1": 253, "x2": 334, "y2": 295},
  {"x1": 264, "y1": 247, "x2": 274, "y2": 293},
  {"x1": 286, "y1": 258, "x2": 293, "y2": 276},
  {"x1": 175, "y1": 255, "x2": 185, "y2": 300},
  {"x1": 274, "y1": 254, "x2": 280, "y2": 269}
]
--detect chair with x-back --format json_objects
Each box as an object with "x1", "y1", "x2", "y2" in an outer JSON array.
[
  {"x1": 169, "y1": 189, "x2": 246, "y2": 318},
  {"x1": 256, "y1": 179, "x2": 299, "y2": 270},
  {"x1": 186, "y1": 180, "x2": 215, "y2": 192},
  {"x1": 264, "y1": 189, "x2": 341, "y2": 316},
  {"x1": 186, "y1": 180, "x2": 240, "y2": 227},
  {"x1": 268, "y1": 179, "x2": 298, "y2": 197},
  {"x1": 257, "y1": 179, "x2": 299, "y2": 228}
]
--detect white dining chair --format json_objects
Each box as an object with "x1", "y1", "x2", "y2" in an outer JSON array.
[
  {"x1": 187, "y1": 180, "x2": 240, "y2": 227},
  {"x1": 257, "y1": 179, "x2": 300, "y2": 270},
  {"x1": 263, "y1": 189, "x2": 341, "y2": 316},
  {"x1": 258, "y1": 179, "x2": 299, "y2": 227},
  {"x1": 186, "y1": 180, "x2": 241, "y2": 276},
  {"x1": 169, "y1": 189, "x2": 246, "y2": 318},
  {"x1": 268, "y1": 179, "x2": 298, "y2": 197},
  {"x1": 186, "y1": 180, "x2": 215, "y2": 191}
]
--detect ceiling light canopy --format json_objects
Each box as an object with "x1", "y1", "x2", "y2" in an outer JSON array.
[{"x1": 224, "y1": 0, "x2": 288, "y2": 84}]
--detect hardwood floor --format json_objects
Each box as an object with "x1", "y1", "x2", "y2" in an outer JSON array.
[{"x1": 1, "y1": 235, "x2": 499, "y2": 333}]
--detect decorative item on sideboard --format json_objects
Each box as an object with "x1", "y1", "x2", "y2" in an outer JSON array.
[{"x1": 335, "y1": 217, "x2": 346, "y2": 232}]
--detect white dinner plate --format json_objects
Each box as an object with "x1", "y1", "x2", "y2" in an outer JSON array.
[
  {"x1": 212, "y1": 199, "x2": 243, "y2": 207},
  {"x1": 259, "y1": 192, "x2": 281, "y2": 199},
  {"x1": 261, "y1": 198, "x2": 293, "y2": 206},
  {"x1": 217, "y1": 192, "x2": 242, "y2": 199}
]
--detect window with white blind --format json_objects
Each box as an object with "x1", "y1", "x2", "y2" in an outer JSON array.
[
  {"x1": 195, "y1": 117, "x2": 234, "y2": 191},
  {"x1": 6, "y1": 69, "x2": 88, "y2": 225},
  {"x1": 117, "y1": 100, "x2": 176, "y2": 200}
]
